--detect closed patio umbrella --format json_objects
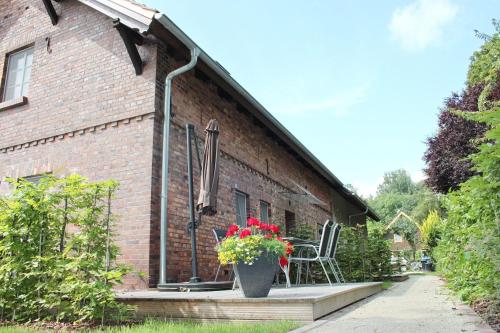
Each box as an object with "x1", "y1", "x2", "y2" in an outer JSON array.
[{"x1": 197, "y1": 119, "x2": 220, "y2": 216}]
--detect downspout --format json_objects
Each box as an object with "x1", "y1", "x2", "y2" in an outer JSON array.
[
  {"x1": 348, "y1": 206, "x2": 369, "y2": 226},
  {"x1": 159, "y1": 47, "x2": 200, "y2": 287}
]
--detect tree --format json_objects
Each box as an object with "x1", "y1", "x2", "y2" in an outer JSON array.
[
  {"x1": 430, "y1": 19, "x2": 499, "y2": 310},
  {"x1": 367, "y1": 169, "x2": 441, "y2": 260},
  {"x1": 377, "y1": 169, "x2": 420, "y2": 195},
  {"x1": 424, "y1": 20, "x2": 500, "y2": 193},
  {"x1": 418, "y1": 210, "x2": 441, "y2": 257},
  {"x1": 369, "y1": 169, "x2": 438, "y2": 226}
]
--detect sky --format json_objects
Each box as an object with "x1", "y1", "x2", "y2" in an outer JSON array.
[{"x1": 142, "y1": 0, "x2": 497, "y2": 197}]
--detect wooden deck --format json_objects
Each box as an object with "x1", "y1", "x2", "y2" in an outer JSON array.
[{"x1": 117, "y1": 282, "x2": 383, "y2": 322}]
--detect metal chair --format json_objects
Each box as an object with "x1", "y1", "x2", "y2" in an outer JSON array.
[
  {"x1": 326, "y1": 223, "x2": 345, "y2": 283},
  {"x1": 288, "y1": 220, "x2": 340, "y2": 286},
  {"x1": 212, "y1": 228, "x2": 228, "y2": 281}
]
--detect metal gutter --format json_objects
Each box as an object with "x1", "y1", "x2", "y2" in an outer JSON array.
[{"x1": 153, "y1": 13, "x2": 378, "y2": 221}]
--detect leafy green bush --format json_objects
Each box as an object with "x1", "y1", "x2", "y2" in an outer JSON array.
[
  {"x1": 0, "y1": 175, "x2": 131, "y2": 322},
  {"x1": 435, "y1": 108, "x2": 499, "y2": 302},
  {"x1": 418, "y1": 210, "x2": 441, "y2": 259},
  {"x1": 289, "y1": 221, "x2": 391, "y2": 283},
  {"x1": 434, "y1": 22, "x2": 499, "y2": 304}
]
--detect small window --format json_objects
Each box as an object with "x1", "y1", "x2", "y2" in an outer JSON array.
[
  {"x1": 285, "y1": 210, "x2": 295, "y2": 235},
  {"x1": 20, "y1": 174, "x2": 49, "y2": 184},
  {"x1": 3, "y1": 47, "x2": 34, "y2": 102},
  {"x1": 235, "y1": 191, "x2": 248, "y2": 227},
  {"x1": 394, "y1": 233, "x2": 403, "y2": 243},
  {"x1": 259, "y1": 201, "x2": 270, "y2": 223}
]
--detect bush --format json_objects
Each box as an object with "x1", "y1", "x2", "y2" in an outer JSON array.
[
  {"x1": 418, "y1": 210, "x2": 441, "y2": 259},
  {"x1": 0, "y1": 175, "x2": 131, "y2": 322},
  {"x1": 288, "y1": 222, "x2": 392, "y2": 283},
  {"x1": 435, "y1": 109, "x2": 499, "y2": 303}
]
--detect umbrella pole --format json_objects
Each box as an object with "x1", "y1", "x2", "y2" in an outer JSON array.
[{"x1": 186, "y1": 124, "x2": 201, "y2": 283}]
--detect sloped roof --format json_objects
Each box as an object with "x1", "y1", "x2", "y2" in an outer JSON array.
[
  {"x1": 76, "y1": 0, "x2": 380, "y2": 221},
  {"x1": 78, "y1": 0, "x2": 156, "y2": 32}
]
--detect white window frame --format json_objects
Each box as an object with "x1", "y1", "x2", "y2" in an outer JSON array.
[
  {"x1": 394, "y1": 233, "x2": 403, "y2": 243},
  {"x1": 3, "y1": 46, "x2": 34, "y2": 102},
  {"x1": 259, "y1": 200, "x2": 270, "y2": 223}
]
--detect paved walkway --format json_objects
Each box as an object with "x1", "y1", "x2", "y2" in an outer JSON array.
[{"x1": 292, "y1": 275, "x2": 494, "y2": 333}]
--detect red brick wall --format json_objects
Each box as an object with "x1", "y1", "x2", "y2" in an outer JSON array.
[{"x1": 0, "y1": 0, "x2": 159, "y2": 289}]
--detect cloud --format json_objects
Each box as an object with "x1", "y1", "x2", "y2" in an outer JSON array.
[
  {"x1": 273, "y1": 83, "x2": 370, "y2": 117},
  {"x1": 352, "y1": 177, "x2": 384, "y2": 198},
  {"x1": 389, "y1": 0, "x2": 458, "y2": 51},
  {"x1": 410, "y1": 169, "x2": 426, "y2": 183}
]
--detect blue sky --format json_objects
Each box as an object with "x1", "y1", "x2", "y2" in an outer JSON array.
[{"x1": 143, "y1": 0, "x2": 497, "y2": 197}]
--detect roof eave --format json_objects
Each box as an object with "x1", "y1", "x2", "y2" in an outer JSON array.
[
  {"x1": 78, "y1": 0, "x2": 156, "y2": 33},
  {"x1": 154, "y1": 13, "x2": 379, "y2": 221}
]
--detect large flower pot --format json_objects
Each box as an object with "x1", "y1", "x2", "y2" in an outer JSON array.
[{"x1": 234, "y1": 253, "x2": 278, "y2": 298}]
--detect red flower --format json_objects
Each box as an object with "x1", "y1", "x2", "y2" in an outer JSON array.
[
  {"x1": 264, "y1": 234, "x2": 273, "y2": 239},
  {"x1": 286, "y1": 242, "x2": 293, "y2": 255},
  {"x1": 269, "y1": 224, "x2": 280, "y2": 234},
  {"x1": 247, "y1": 217, "x2": 260, "y2": 227},
  {"x1": 226, "y1": 224, "x2": 239, "y2": 237},
  {"x1": 259, "y1": 223, "x2": 270, "y2": 231},
  {"x1": 239, "y1": 229, "x2": 251, "y2": 239},
  {"x1": 279, "y1": 256, "x2": 288, "y2": 268},
  {"x1": 277, "y1": 236, "x2": 283, "y2": 241}
]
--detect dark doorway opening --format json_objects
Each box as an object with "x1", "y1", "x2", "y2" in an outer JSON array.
[{"x1": 285, "y1": 210, "x2": 296, "y2": 235}]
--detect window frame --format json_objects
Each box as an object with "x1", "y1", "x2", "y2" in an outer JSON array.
[
  {"x1": 235, "y1": 191, "x2": 248, "y2": 227},
  {"x1": 259, "y1": 200, "x2": 270, "y2": 223},
  {"x1": 2, "y1": 45, "x2": 34, "y2": 102},
  {"x1": 393, "y1": 233, "x2": 403, "y2": 243}
]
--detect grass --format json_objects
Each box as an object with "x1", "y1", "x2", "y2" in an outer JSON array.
[
  {"x1": 381, "y1": 281, "x2": 393, "y2": 290},
  {"x1": 0, "y1": 319, "x2": 300, "y2": 333}
]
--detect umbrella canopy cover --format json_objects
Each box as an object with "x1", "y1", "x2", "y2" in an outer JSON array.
[{"x1": 197, "y1": 119, "x2": 220, "y2": 216}]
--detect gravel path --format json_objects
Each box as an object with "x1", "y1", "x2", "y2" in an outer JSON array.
[{"x1": 292, "y1": 275, "x2": 494, "y2": 333}]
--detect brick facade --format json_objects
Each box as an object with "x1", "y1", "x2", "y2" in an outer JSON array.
[{"x1": 1, "y1": 0, "x2": 371, "y2": 289}]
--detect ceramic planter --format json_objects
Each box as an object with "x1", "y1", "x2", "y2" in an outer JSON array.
[{"x1": 234, "y1": 252, "x2": 278, "y2": 297}]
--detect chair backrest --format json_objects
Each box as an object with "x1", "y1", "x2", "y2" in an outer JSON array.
[
  {"x1": 328, "y1": 224, "x2": 342, "y2": 259},
  {"x1": 318, "y1": 220, "x2": 335, "y2": 257},
  {"x1": 213, "y1": 228, "x2": 227, "y2": 244}
]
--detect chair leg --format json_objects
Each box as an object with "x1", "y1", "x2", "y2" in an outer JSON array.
[
  {"x1": 327, "y1": 259, "x2": 341, "y2": 283},
  {"x1": 214, "y1": 264, "x2": 221, "y2": 282},
  {"x1": 319, "y1": 259, "x2": 333, "y2": 286},
  {"x1": 232, "y1": 269, "x2": 240, "y2": 290},
  {"x1": 333, "y1": 258, "x2": 345, "y2": 283}
]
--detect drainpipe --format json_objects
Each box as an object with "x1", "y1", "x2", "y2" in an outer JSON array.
[
  {"x1": 159, "y1": 47, "x2": 200, "y2": 287},
  {"x1": 348, "y1": 206, "x2": 369, "y2": 227}
]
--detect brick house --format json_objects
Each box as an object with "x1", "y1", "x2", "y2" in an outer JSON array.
[{"x1": 0, "y1": 0, "x2": 379, "y2": 290}]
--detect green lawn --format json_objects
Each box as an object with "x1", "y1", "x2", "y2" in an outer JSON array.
[
  {"x1": 0, "y1": 320, "x2": 300, "y2": 333},
  {"x1": 381, "y1": 280, "x2": 393, "y2": 290}
]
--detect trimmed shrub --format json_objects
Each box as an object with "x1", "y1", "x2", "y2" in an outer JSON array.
[{"x1": 0, "y1": 175, "x2": 131, "y2": 322}]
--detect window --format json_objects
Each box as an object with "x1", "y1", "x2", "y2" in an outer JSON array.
[
  {"x1": 259, "y1": 201, "x2": 270, "y2": 223},
  {"x1": 3, "y1": 47, "x2": 33, "y2": 102},
  {"x1": 235, "y1": 191, "x2": 248, "y2": 227},
  {"x1": 285, "y1": 210, "x2": 295, "y2": 235},
  {"x1": 394, "y1": 233, "x2": 403, "y2": 243},
  {"x1": 20, "y1": 174, "x2": 50, "y2": 185}
]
